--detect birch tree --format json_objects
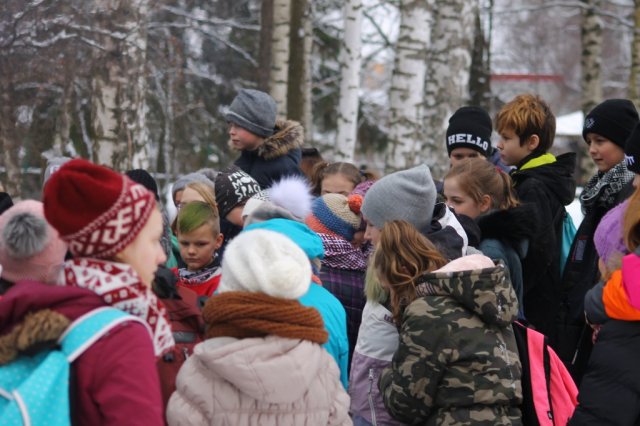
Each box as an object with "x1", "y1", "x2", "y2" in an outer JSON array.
[
  {"x1": 91, "y1": 0, "x2": 150, "y2": 170},
  {"x1": 335, "y1": 0, "x2": 363, "y2": 162},
  {"x1": 422, "y1": 0, "x2": 477, "y2": 178},
  {"x1": 270, "y1": 0, "x2": 291, "y2": 117},
  {"x1": 385, "y1": 0, "x2": 435, "y2": 172},
  {"x1": 630, "y1": 0, "x2": 640, "y2": 109},
  {"x1": 580, "y1": 0, "x2": 603, "y2": 115}
]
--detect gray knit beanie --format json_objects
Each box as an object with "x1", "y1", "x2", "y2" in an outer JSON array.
[
  {"x1": 171, "y1": 172, "x2": 215, "y2": 204},
  {"x1": 225, "y1": 89, "x2": 277, "y2": 138},
  {"x1": 361, "y1": 164, "x2": 436, "y2": 234}
]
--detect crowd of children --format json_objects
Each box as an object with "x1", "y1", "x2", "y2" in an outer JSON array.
[{"x1": 1, "y1": 87, "x2": 640, "y2": 426}]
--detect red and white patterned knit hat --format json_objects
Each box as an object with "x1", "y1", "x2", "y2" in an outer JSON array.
[{"x1": 43, "y1": 159, "x2": 156, "y2": 259}]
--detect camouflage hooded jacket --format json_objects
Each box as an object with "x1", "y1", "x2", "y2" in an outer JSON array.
[{"x1": 379, "y1": 256, "x2": 523, "y2": 425}]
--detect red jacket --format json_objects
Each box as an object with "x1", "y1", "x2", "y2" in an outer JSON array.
[{"x1": 0, "y1": 281, "x2": 164, "y2": 426}]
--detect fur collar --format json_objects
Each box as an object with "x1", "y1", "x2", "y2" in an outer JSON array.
[
  {"x1": 476, "y1": 204, "x2": 538, "y2": 247},
  {"x1": 0, "y1": 309, "x2": 70, "y2": 365},
  {"x1": 230, "y1": 120, "x2": 303, "y2": 160}
]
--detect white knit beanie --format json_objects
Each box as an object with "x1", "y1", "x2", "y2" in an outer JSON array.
[{"x1": 218, "y1": 229, "x2": 311, "y2": 299}]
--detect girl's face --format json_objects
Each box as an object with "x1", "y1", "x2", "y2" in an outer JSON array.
[
  {"x1": 115, "y1": 209, "x2": 166, "y2": 287},
  {"x1": 364, "y1": 220, "x2": 382, "y2": 246},
  {"x1": 321, "y1": 173, "x2": 355, "y2": 196},
  {"x1": 180, "y1": 187, "x2": 206, "y2": 207},
  {"x1": 178, "y1": 223, "x2": 223, "y2": 271},
  {"x1": 586, "y1": 133, "x2": 625, "y2": 173},
  {"x1": 443, "y1": 177, "x2": 489, "y2": 219}
]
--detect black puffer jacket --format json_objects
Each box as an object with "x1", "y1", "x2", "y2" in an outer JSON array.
[
  {"x1": 233, "y1": 119, "x2": 303, "y2": 189},
  {"x1": 510, "y1": 153, "x2": 576, "y2": 339}
]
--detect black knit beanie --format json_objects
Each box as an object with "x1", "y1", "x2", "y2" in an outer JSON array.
[
  {"x1": 625, "y1": 122, "x2": 640, "y2": 174},
  {"x1": 225, "y1": 89, "x2": 277, "y2": 138},
  {"x1": 583, "y1": 99, "x2": 639, "y2": 149},
  {"x1": 126, "y1": 169, "x2": 159, "y2": 201},
  {"x1": 446, "y1": 106, "x2": 493, "y2": 157},
  {"x1": 214, "y1": 166, "x2": 262, "y2": 219}
]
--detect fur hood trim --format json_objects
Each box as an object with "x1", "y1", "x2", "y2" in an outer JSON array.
[
  {"x1": 0, "y1": 309, "x2": 70, "y2": 365},
  {"x1": 230, "y1": 120, "x2": 303, "y2": 160},
  {"x1": 259, "y1": 120, "x2": 303, "y2": 160},
  {"x1": 476, "y1": 204, "x2": 538, "y2": 247}
]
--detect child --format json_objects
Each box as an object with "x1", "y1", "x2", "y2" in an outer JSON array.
[
  {"x1": 446, "y1": 106, "x2": 494, "y2": 167},
  {"x1": 311, "y1": 161, "x2": 376, "y2": 197},
  {"x1": 3, "y1": 159, "x2": 171, "y2": 425},
  {"x1": 569, "y1": 186, "x2": 640, "y2": 424},
  {"x1": 226, "y1": 88, "x2": 304, "y2": 189},
  {"x1": 350, "y1": 164, "x2": 470, "y2": 426},
  {"x1": 558, "y1": 99, "x2": 638, "y2": 380},
  {"x1": 174, "y1": 201, "x2": 223, "y2": 298},
  {"x1": 166, "y1": 229, "x2": 350, "y2": 425},
  {"x1": 306, "y1": 192, "x2": 367, "y2": 365},
  {"x1": 375, "y1": 221, "x2": 522, "y2": 424},
  {"x1": 495, "y1": 93, "x2": 576, "y2": 340},
  {"x1": 443, "y1": 157, "x2": 537, "y2": 311}
]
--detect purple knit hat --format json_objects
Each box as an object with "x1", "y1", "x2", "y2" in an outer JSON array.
[{"x1": 594, "y1": 199, "x2": 630, "y2": 269}]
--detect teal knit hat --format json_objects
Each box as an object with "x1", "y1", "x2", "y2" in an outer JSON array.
[{"x1": 244, "y1": 218, "x2": 324, "y2": 260}]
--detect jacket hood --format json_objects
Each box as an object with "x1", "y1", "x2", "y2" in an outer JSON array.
[
  {"x1": 193, "y1": 335, "x2": 324, "y2": 403},
  {"x1": 0, "y1": 280, "x2": 106, "y2": 363},
  {"x1": 513, "y1": 152, "x2": 577, "y2": 205},
  {"x1": 426, "y1": 203, "x2": 468, "y2": 261},
  {"x1": 416, "y1": 255, "x2": 518, "y2": 327},
  {"x1": 476, "y1": 204, "x2": 538, "y2": 254},
  {"x1": 230, "y1": 120, "x2": 303, "y2": 160}
]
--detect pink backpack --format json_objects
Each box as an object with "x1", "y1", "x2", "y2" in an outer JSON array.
[{"x1": 513, "y1": 322, "x2": 578, "y2": 425}]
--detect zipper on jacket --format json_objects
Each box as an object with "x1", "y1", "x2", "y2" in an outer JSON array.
[{"x1": 368, "y1": 368, "x2": 378, "y2": 426}]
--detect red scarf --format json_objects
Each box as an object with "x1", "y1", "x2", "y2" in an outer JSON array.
[{"x1": 63, "y1": 258, "x2": 175, "y2": 356}]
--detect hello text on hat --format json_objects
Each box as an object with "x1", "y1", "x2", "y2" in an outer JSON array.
[{"x1": 446, "y1": 106, "x2": 493, "y2": 157}]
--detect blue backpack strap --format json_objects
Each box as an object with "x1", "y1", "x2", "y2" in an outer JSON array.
[{"x1": 58, "y1": 307, "x2": 146, "y2": 362}]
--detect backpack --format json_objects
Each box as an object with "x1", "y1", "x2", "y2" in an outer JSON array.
[
  {"x1": 0, "y1": 307, "x2": 142, "y2": 426},
  {"x1": 560, "y1": 210, "x2": 577, "y2": 278},
  {"x1": 513, "y1": 321, "x2": 578, "y2": 426}
]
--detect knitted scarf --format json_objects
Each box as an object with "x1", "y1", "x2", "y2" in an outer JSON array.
[
  {"x1": 178, "y1": 261, "x2": 221, "y2": 286},
  {"x1": 63, "y1": 258, "x2": 175, "y2": 356},
  {"x1": 580, "y1": 160, "x2": 634, "y2": 214},
  {"x1": 203, "y1": 291, "x2": 328, "y2": 344},
  {"x1": 319, "y1": 233, "x2": 368, "y2": 271}
]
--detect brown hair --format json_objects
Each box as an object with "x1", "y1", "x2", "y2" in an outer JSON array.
[
  {"x1": 444, "y1": 158, "x2": 519, "y2": 210},
  {"x1": 310, "y1": 162, "x2": 362, "y2": 196},
  {"x1": 495, "y1": 93, "x2": 556, "y2": 154},
  {"x1": 624, "y1": 185, "x2": 640, "y2": 251},
  {"x1": 373, "y1": 220, "x2": 447, "y2": 325}
]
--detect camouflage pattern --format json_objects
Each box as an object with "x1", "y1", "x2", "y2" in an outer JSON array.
[{"x1": 379, "y1": 260, "x2": 523, "y2": 425}]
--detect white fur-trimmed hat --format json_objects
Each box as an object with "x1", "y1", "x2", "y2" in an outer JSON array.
[{"x1": 218, "y1": 229, "x2": 311, "y2": 299}]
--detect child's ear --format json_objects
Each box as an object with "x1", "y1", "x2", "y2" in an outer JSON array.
[
  {"x1": 525, "y1": 134, "x2": 540, "y2": 152},
  {"x1": 479, "y1": 194, "x2": 492, "y2": 213},
  {"x1": 214, "y1": 233, "x2": 224, "y2": 250}
]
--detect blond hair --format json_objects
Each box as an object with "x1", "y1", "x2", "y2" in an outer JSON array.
[{"x1": 445, "y1": 157, "x2": 519, "y2": 210}]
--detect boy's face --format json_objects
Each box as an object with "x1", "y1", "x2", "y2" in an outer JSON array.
[
  {"x1": 178, "y1": 224, "x2": 223, "y2": 271},
  {"x1": 496, "y1": 128, "x2": 532, "y2": 166},
  {"x1": 585, "y1": 133, "x2": 625, "y2": 173},
  {"x1": 229, "y1": 122, "x2": 264, "y2": 151},
  {"x1": 449, "y1": 147, "x2": 483, "y2": 168}
]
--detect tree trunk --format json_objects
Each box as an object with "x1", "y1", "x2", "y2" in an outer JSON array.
[
  {"x1": 91, "y1": 0, "x2": 150, "y2": 171},
  {"x1": 0, "y1": 70, "x2": 21, "y2": 198},
  {"x1": 421, "y1": 0, "x2": 477, "y2": 178},
  {"x1": 385, "y1": 0, "x2": 435, "y2": 172},
  {"x1": 629, "y1": 0, "x2": 640, "y2": 109},
  {"x1": 580, "y1": 0, "x2": 603, "y2": 115},
  {"x1": 302, "y1": 11, "x2": 313, "y2": 139},
  {"x1": 287, "y1": 0, "x2": 310, "y2": 125},
  {"x1": 258, "y1": 0, "x2": 274, "y2": 92},
  {"x1": 334, "y1": 0, "x2": 363, "y2": 162},
  {"x1": 269, "y1": 0, "x2": 291, "y2": 118},
  {"x1": 469, "y1": 1, "x2": 492, "y2": 111}
]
